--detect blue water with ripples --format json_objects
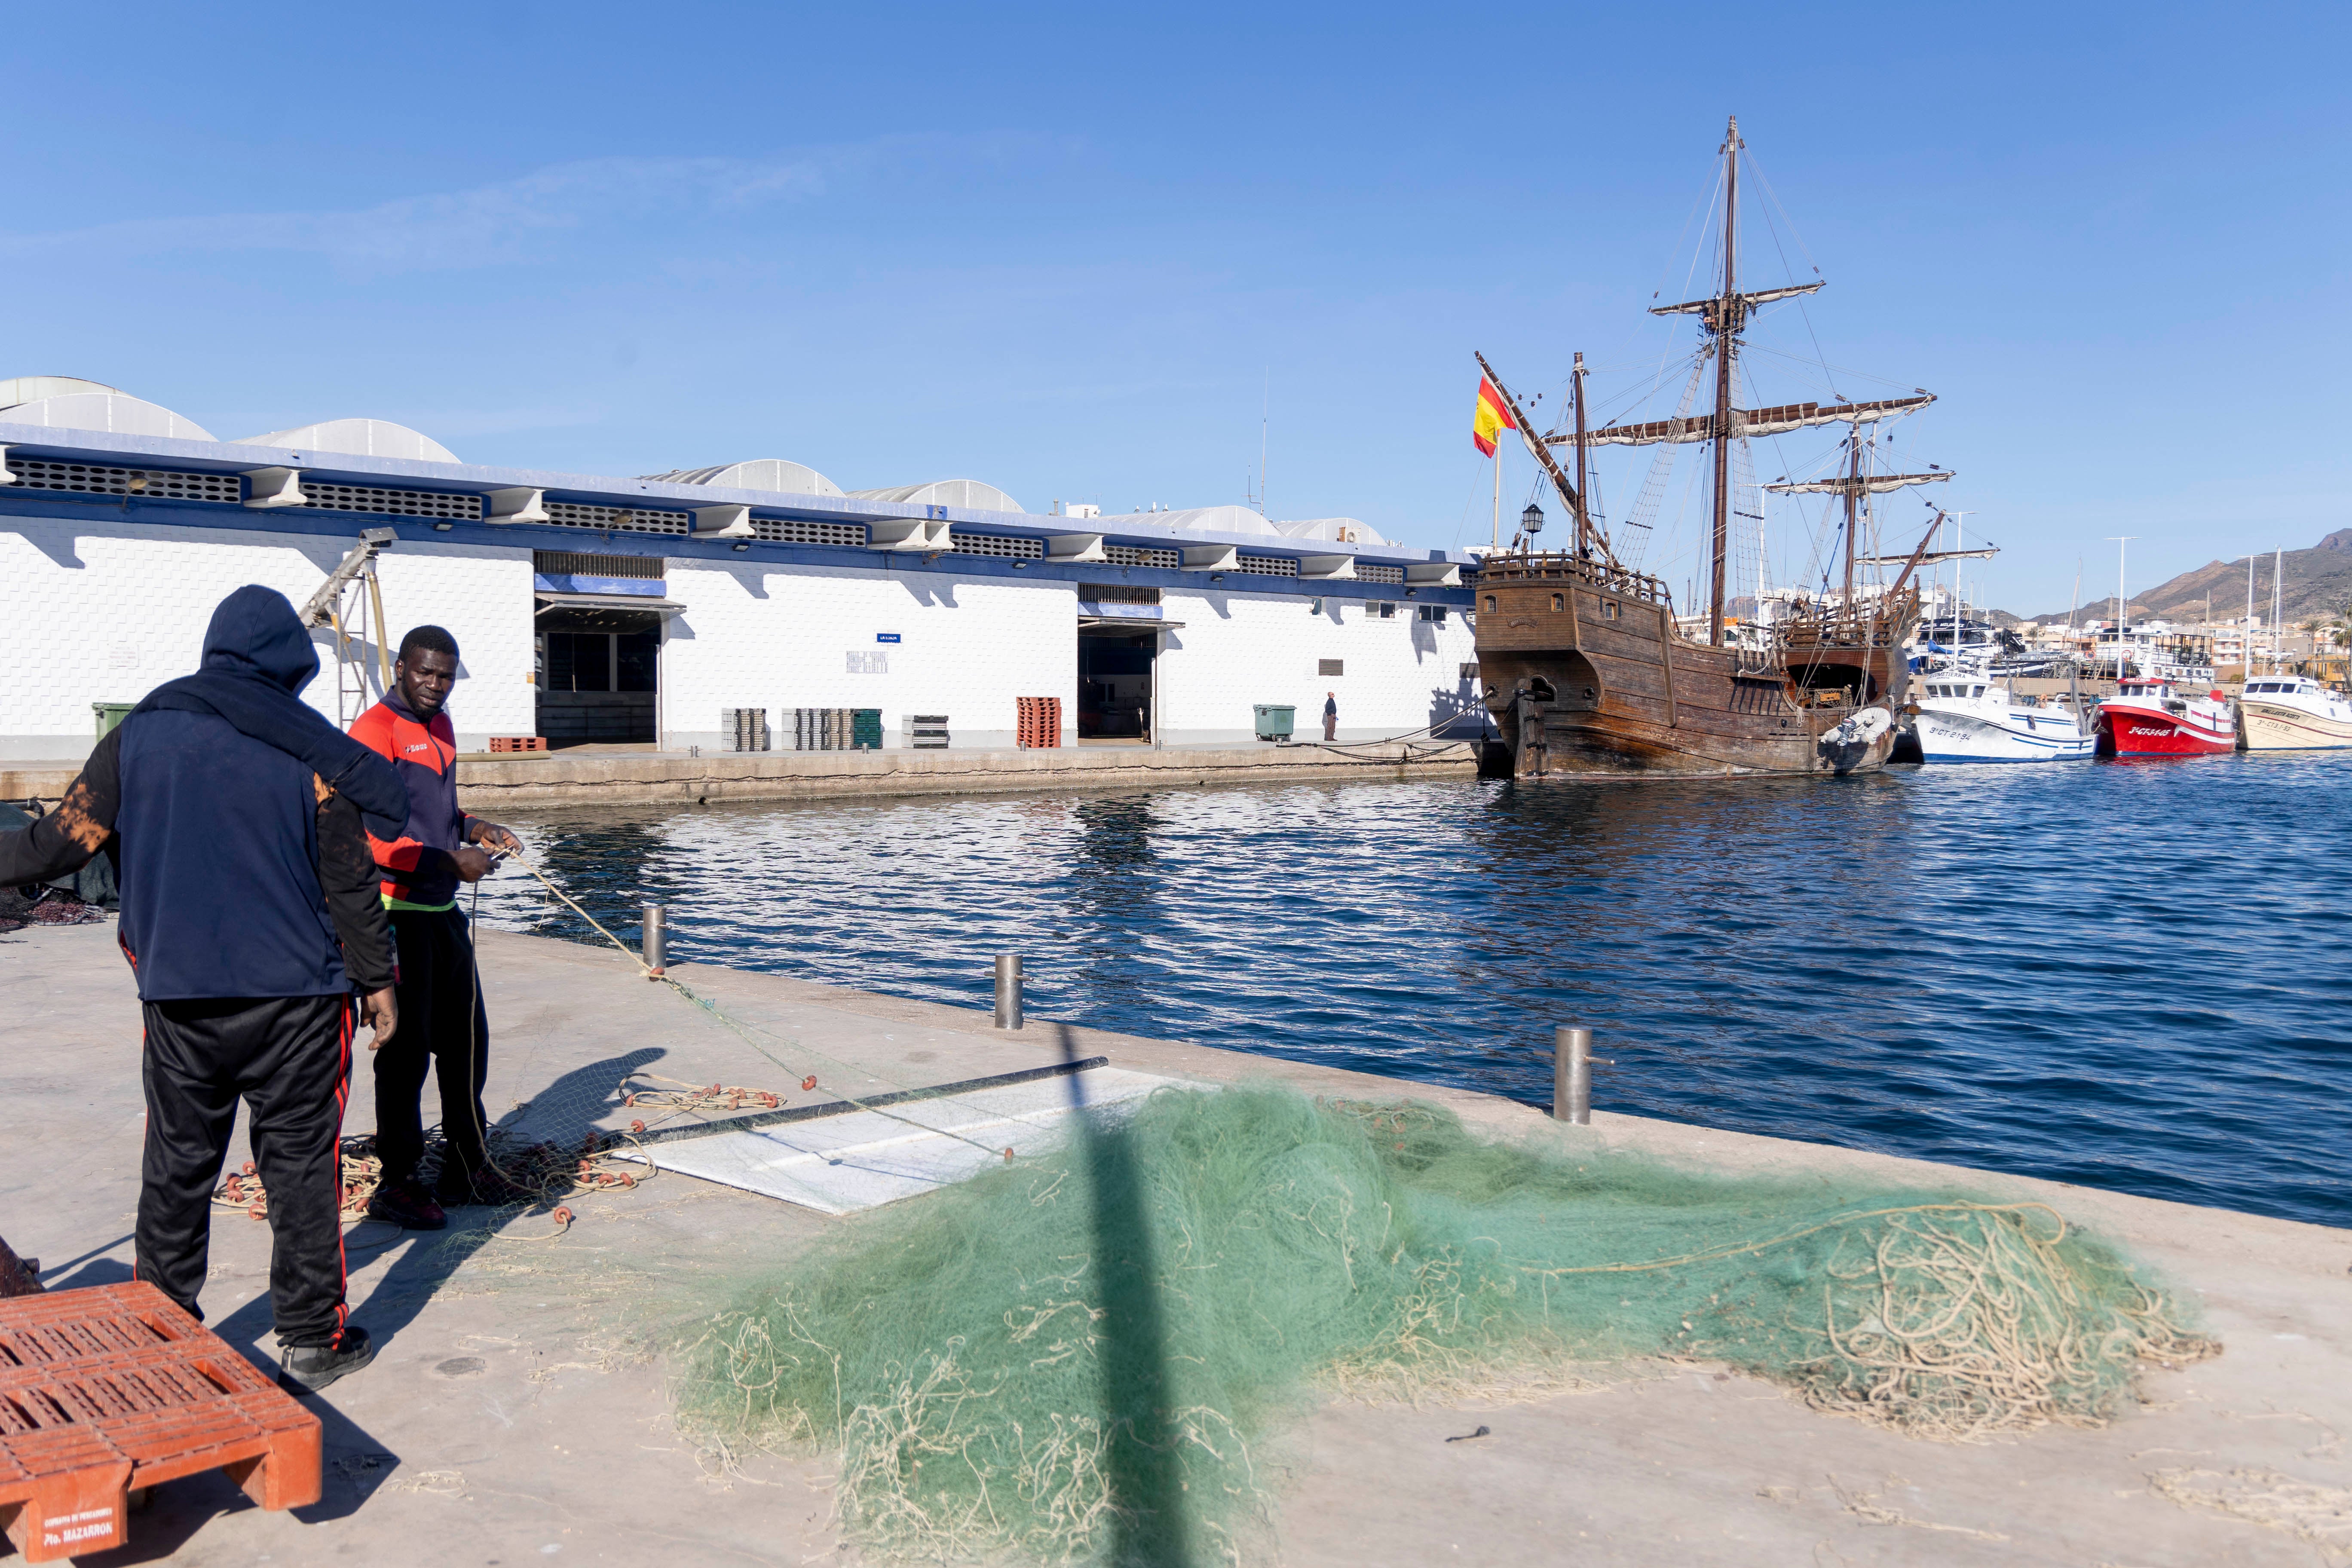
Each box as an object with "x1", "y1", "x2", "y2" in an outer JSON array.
[{"x1": 472, "y1": 756, "x2": 2350, "y2": 1228}]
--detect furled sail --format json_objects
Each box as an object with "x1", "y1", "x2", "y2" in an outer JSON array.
[
  {"x1": 1764, "y1": 469, "x2": 1953, "y2": 496},
  {"x1": 1854, "y1": 546, "x2": 1996, "y2": 566},
  {"x1": 1548, "y1": 393, "x2": 1935, "y2": 449},
  {"x1": 1649, "y1": 281, "x2": 1825, "y2": 318}
]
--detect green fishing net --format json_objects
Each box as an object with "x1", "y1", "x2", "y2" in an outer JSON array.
[{"x1": 677, "y1": 1084, "x2": 2213, "y2": 1566}]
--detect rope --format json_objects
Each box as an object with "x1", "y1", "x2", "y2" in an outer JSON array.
[
  {"x1": 1516, "y1": 1201, "x2": 2068, "y2": 1277},
  {"x1": 496, "y1": 850, "x2": 1026, "y2": 1167}
]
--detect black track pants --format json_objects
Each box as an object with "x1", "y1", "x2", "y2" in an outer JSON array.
[
  {"x1": 374, "y1": 906, "x2": 491, "y2": 1184},
  {"x1": 139, "y1": 993, "x2": 353, "y2": 1348}
]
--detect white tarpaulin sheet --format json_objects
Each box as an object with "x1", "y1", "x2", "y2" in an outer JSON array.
[{"x1": 610, "y1": 1066, "x2": 1185, "y2": 1215}]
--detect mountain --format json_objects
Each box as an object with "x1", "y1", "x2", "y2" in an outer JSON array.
[{"x1": 2028, "y1": 529, "x2": 2352, "y2": 625}]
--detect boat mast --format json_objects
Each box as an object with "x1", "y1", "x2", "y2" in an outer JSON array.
[
  {"x1": 1709, "y1": 116, "x2": 1742, "y2": 646},
  {"x1": 1571, "y1": 351, "x2": 1591, "y2": 557},
  {"x1": 1840, "y1": 427, "x2": 1860, "y2": 610}
]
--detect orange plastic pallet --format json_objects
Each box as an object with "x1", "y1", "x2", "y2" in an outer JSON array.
[
  {"x1": 487, "y1": 735, "x2": 548, "y2": 753},
  {"x1": 0, "y1": 1282, "x2": 321, "y2": 1562}
]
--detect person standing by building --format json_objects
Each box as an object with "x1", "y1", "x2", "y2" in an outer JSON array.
[
  {"x1": 1323, "y1": 691, "x2": 1338, "y2": 741},
  {"x1": 351, "y1": 626, "x2": 528, "y2": 1228},
  {"x1": 0, "y1": 585, "x2": 406, "y2": 1393}
]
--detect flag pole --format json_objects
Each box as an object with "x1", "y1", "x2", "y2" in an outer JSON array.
[{"x1": 1493, "y1": 437, "x2": 1503, "y2": 551}]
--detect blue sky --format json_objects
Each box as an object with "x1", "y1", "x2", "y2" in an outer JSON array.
[{"x1": 6, "y1": 1, "x2": 2345, "y2": 612}]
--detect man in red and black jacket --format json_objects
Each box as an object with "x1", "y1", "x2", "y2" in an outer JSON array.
[
  {"x1": 350, "y1": 625, "x2": 527, "y2": 1228},
  {"x1": 0, "y1": 585, "x2": 402, "y2": 1394}
]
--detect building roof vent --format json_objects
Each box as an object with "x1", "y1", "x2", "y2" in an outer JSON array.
[
  {"x1": 1276, "y1": 516, "x2": 1387, "y2": 546},
  {"x1": 642, "y1": 458, "x2": 845, "y2": 496},
  {"x1": 233, "y1": 418, "x2": 459, "y2": 464},
  {"x1": 0, "y1": 389, "x2": 216, "y2": 441},
  {"x1": 848, "y1": 478, "x2": 1024, "y2": 514}
]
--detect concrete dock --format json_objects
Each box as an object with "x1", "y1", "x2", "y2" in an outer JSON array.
[
  {"x1": 4, "y1": 918, "x2": 2347, "y2": 1566},
  {"x1": 1, "y1": 738, "x2": 1480, "y2": 814}
]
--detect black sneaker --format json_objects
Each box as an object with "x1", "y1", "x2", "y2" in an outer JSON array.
[
  {"x1": 365, "y1": 1178, "x2": 447, "y2": 1230},
  {"x1": 435, "y1": 1165, "x2": 537, "y2": 1207},
  {"x1": 280, "y1": 1325, "x2": 377, "y2": 1395}
]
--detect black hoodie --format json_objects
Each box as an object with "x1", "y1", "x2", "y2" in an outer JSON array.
[{"x1": 0, "y1": 586, "x2": 395, "y2": 1001}]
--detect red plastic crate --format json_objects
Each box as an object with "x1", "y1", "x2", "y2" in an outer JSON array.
[
  {"x1": 487, "y1": 735, "x2": 548, "y2": 753},
  {"x1": 1016, "y1": 696, "x2": 1062, "y2": 749},
  {"x1": 0, "y1": 1282, "x2": 322, "y2": 1561}
]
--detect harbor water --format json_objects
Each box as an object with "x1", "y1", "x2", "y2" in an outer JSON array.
[{"x1": 473, "y1": 756, "x2": 2351, "y2": 1228}]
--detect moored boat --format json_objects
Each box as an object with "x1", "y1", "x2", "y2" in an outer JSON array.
[
  {"x1": 2094, "y1": 679, "x2": 2235, "y2": 757},
  {"x1": 2238, "y1": 675, "x2": 2352, "y2": 750},
  {"x1": 1912, "y1": 672, "x2": 2094, "y2": 763}
]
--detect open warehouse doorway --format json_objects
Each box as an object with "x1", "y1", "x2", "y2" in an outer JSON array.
[
  {"x1": 532, "y1": 551, "x2": 685, "y2": 747},
  {"x1": 1075, "y1": 584, "x2": 1172, "y2": 743}
]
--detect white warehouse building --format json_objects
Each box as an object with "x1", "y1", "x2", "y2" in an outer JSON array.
[{"x1": 0, "y1": 383, "x2": 1481, "y2": 760}]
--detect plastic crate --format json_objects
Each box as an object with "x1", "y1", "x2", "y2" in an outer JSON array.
[
  {"x1": 726, "y1": 708, "x2": 770, "y2": 752},
  {"x1": 0, "y1": 1282, "x2": 322, "y2": 1562},
  {"x1": 1016, "y1": 696, "x2": 1062, "y2": 749}
]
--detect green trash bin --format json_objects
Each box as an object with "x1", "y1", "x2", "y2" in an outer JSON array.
[
  {"x1": 1253, "y1": 703, "x2": 1296, "y2": 742},
  {"x1": 92, "y1": 702, "x2": 136, "y2": 739},
  {"x1": 851, "y1": 708, "x2": 883, "y2": 751}
]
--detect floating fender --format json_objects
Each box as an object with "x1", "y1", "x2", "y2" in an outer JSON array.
[{"x1": 1817, "y1": 706, "x2": 1893, "y2": 772}]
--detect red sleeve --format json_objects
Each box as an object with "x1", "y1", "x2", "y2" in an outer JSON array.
[{"x1": 348, "y1": 706, "x2": 444, "y2": 878}]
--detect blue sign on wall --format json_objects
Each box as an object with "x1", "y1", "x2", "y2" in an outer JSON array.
[{"x1": 876, "y1": 632, "x2": 902, "y2": 644}]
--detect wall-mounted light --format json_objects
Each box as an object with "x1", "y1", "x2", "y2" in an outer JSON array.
[
  {"x1": 732, "y1": 542, "x2": 750, "y2": 552},
  {"x1": 433, "y1": 522, "x2": 453, "y2": 532},
  {"x1": 1405, "y1": 587, "x2": 1419, "y2": 598},
  {"x1": 1209, "y1": 573, "x2": 1224, "y2": 584}
]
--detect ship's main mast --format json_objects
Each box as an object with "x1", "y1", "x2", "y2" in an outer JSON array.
[{"x1": 1708, "y1": 118, "x2": 1741, "y2": 646}]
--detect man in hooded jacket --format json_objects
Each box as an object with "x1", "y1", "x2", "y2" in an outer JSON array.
[{"x1": 0, "y1": 585, "x2": 404, "y2": 1394}]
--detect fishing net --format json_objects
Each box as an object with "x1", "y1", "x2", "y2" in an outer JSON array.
[{"x1": 676, "y1": 1084, "x2": 2215, "y2": 1566}]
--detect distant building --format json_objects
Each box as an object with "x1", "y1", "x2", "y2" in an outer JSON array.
[{"x1": 0, "y1": 386, "x2": 1478, "y2": 758}]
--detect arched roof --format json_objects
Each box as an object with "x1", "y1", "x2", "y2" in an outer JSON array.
[
  {"x1": 0, "y1": 391, "x2": 215, "y2": 441},
  {"x1": 1275, "y1": 516, "x2": 1388, "y2": 546},
  {"x1": 848, "y1": 479, "x2": 1024, "y2": 514},
  {"x1": 233, "y1": 418, "x2": 459, "y2": 465},
  {"x1": 1139, "y1": 505, "x2": 1280, "y2": 538},
  {"x1": 0, "y1": 376, "x2": 123, "y2": 407},
  {"x1": 643, "y1": 459, "x2": 844, "y2": 496}
]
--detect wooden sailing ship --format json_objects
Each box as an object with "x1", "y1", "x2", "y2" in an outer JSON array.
[{"x1": 1475, "y1": 117, "x2": 1951, "y2": 778}]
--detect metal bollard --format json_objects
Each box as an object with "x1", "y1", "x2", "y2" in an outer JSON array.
[
  {"x1": 641, "y1": 902, "x2": 668, "y2": 980},
  {"x1": 1552, "y1": 1026, "x2": 1614, "y2": 1124},
  {"x1": 994, "y1": 954, "x2": 1024, "y2": 1031}
]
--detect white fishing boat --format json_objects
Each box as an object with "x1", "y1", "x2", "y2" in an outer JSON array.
[
  {"x1": 2238, "y1": 675, "x2": 2352, "y2": 751},
  {"x1": 1911, "y1": 672, "x2": 2094, "y2": 763}
]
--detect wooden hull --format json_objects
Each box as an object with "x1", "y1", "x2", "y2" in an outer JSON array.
[{"x1": 1472, "y1": 556, "x2": 1913, "y2": 778}]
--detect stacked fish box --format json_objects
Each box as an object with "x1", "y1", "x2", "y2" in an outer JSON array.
[
  {"x1": 904, "y1": 714, "x2": 950, "y2": 749},
  {"x1": 793, "y1": 707, "x2": 885, "y2": 750},
  {"x1": 725, "y1": 708, "x2": 770, "y2": 752},
  {"x1": 1016, "y1": 696, "x2": 1062, "y2": 749}
]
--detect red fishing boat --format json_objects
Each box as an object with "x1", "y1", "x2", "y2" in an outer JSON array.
[{"x1": 2094, "y1": 679, "x2": 2236, "y2": 757}]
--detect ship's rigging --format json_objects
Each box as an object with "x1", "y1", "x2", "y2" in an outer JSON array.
[{"x1": 1489, "y1": 116, "x2": 1953, "y2": 648}]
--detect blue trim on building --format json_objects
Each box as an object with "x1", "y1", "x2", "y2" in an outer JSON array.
[
  {"x1": 0, "y1": 421, "x2": 1479, "y2": 577},
  {"x1": 0, "y1": 485, "x2": 1477, "y2": 607}
]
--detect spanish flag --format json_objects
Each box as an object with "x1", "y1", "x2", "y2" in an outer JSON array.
[{"x1": 1472, "y1": 375, "x2": 1516, "y2": 458}]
